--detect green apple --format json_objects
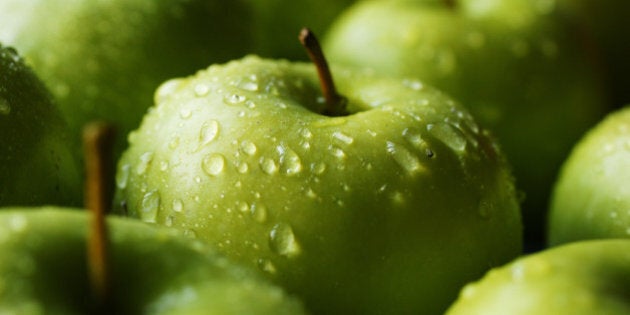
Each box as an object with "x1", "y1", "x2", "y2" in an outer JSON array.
[
  {"x1": 0, "y1": 0, "x2": 253, "y2": 158},
  {"x1": 323, "y1": 0, "x2": 609, "y2": 249},
  {"x1": 445, "y1": 239, "x2": 630, "y2": 314},
  {"x1": 112, "y1": 44, "x2": 522, "y2": 314},
  {"x1": 0, "y1": 44, "x2": 81, "y2": 207},
  {"x1": 0, "y1": 208, "x2": 306, "y2": 314},
  {"x1": 548, "y1": 106, "x2": 630, "y2": 246},
  {"x1": 243, "y1": 0, "x2": 357, "y2": 60},
  {"x1": 556, "y1": 0, "x2": 630, "y2": 107}
]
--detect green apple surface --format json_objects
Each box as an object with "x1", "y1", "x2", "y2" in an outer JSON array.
[
  {"x1": 548, "y1": 106, "x2": 630, "y2": 246},
  {"x1": 445, "y1": 239, "x2": 630, "y2": 314},
  {"x1": 0, "y1": 0, "x2": 253, "y2": 158},
  {"x1": 0, "y1": 45, "x2": 81, "y2": 207},
  {"x1": 113, "y1": 55, "x2": 522, "y2": 314},
  {"x1": 556, "y1": 0, "x2": 630, "y2": 107},
  {"x1": 323, "y1": 0, "x2": 609, "y2": 249},
  {"x1": 0, "y1": 207, "x2": 306, "y2": 314}
]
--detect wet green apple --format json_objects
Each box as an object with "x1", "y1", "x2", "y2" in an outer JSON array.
[
  {"x1": 445, "y1": 239, "x2": 630, "y2": 314},
  {"x1": 323, "y1": 0, "x2": 609, "y2": 249},
  {"x1": 0, "y1": 208, "x2": 306, "y2": 314},
  {"x1": 0, "y1": 44, "x2": 81, "y2": 207},
  {"x1": 244, "y1": 0, "x2": 356, "y2": 60},
  {"x1": 0, "y1": 0, "x2": 253, "y2": 158},
  {"x1": 548, "y1": 106, "x2": 630, "y2": 246},
  {"x1": 113, "y1": 47, "x2": 522, "y2": 314}
]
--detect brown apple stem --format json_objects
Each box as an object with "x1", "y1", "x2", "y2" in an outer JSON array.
[
  {"x1": 299, "y1": 27, "x2": 348, "y2": 117},
  {"x1": 83, "y1": 121, "x2": 116, "y2": 311}
]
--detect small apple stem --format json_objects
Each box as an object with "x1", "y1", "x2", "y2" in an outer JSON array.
[
  {"x1": 83, "y1": 122, "x2": 115, "y2": 312},
  {"x1": 299, "y1": 27, "x2": 348, "y2": 117}
]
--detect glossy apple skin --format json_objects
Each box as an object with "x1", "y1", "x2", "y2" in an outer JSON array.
[
  {"x1": 323, "y1": 0, "x2": 609, "y2": 250},
  {"x1": 0, "y1": 45, "x2": 82, "y2": 207},
  {"x1": 113, "y1": 55, "x2": 522, "y2": 314},
  {"x1": 0, "y1": 0, "x2": 253, "y2": 158},
  {"x1": 445, "y1": 239, "x2": 630, "y2": 314},
  {"x1": 0, "y1": 208, "x2": 306, "y2": 314},
  {"x1": 548, "y1": 106, "x2": 630, "y2": 246}
]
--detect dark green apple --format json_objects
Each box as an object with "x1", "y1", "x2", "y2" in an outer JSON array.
[
  {"x1": 323, "y1": 0, "x2": 609, "y2": 249},
  {"x1": 548, "y1": 106, "x2": 630, "y2": 246},
  {"x1": 0, "y1": 0, "x2": 253, "y2": 158},
  {"x1": 445, "y1": 239, "x2": 630, "y2": 314},
  {"x1": 244, "y1": 0, "x2": 357, "y2": 60},
  {"x1": 113, "y1": 48, "x2": 522, "y2": 314},
  {"x1": 0, "y1": 44, "x2": 81, "y2": 207},
  {"x1": 0, "y1": 208, "x2": 306, "y2": 314}
]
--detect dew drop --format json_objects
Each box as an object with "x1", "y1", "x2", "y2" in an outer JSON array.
[
  {"x1": 402, "y1": 79, "x2": 424, "y2": 91},
  {"x1": 223, "y1": 94, "x2": 246, "y2": 105},
  {"x1": 269, "y1": 223, "x2": 301, "y2": 258},
  {"x1": 199, "y1": 120, "x2": 220, "y2": 146},
  {"x1": 238, "y1": 81, "x2": 259, "y2": 92},
  {"x1": 136, "y1": 152, "x2": 154, "y2": 175},
  {"x1": 250, "y1": 203, "x2": 268, "y2": 223},
  {"x1": 116, "y1": 164, "x2": 131, "y2": 189},
  {"x1": 332, "y1": 131, "x2": 354, "y2": 145},
  {"x1": 260, "y1": 157, "x2": 279, "y2": 175},
  {"x1": 240, "y1": 140, "x2": 257, "y2": 156},
  {"x1": 386, "y1": 141, "x2": 424, "y2": 175},
  {"x1": 155, "y1": 79, "x2": 183, "y2": 103},
  {"x1": 164, "y1": 215, "x2": 174, "y2": 227},
  {"x1": 402, "y1": 128, "x2": 429, "y2": 152},
  {"x1": 179, "y1": 108, "x2": 192, "y2": 119},
  {"x1": 194, "y1": 83, "x2": 210, "y2": 97},
  {"x1": 0, "y1": 98, "x2": 11, "y2": 115},
  {"x1": 140, "y1": 190, "x2": 160, "y2": 223},
  {"x1": 279, "y1": 146, "x2": 302, "y2": 175},
  {"x1": 301, "y1": 128, "x2": 313, "y2": 139},
  {"x1": 202, "y1": 153, "x2": 226, "y2": 176},
  {"x1": 236, "y1": 161, "x2": 249, "y2": 174},
  {"x1": 236, "y1": 201, "x2": 249, "y2": 213},
  {"x1": 172, "y1": 199, "x2": 184, "y2": 213},
  {"x1": 184, "y1": 229, "x2": 197, "y2": 239},
  {"x1": 311, "y1": 162, "x2": 327, "y2": 175},
  {"x1": 330, "y1": 146, "x2": 346, "y2": 159},
  {"x1": 159, "y1": 161, "x2": 169, "y2": 172},
  {"x1": 427, "y1": 122, "x2": 467, "y2": 153},
  {"x1": 257, "y1": 258, "x2": 277, "y2": 274}
]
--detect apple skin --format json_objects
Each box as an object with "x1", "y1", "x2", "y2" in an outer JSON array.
[
  {"x1": 323, "y1": 0, "x2": 609, "y2": 250},
  {"x1": 0, "y1": 45, "x2": 82, "y2": 207},
  {"x1": 0, "y1": 207, "x2": 306, "y2": 314},
  {"x1": 0, "y1": 0, "x2": 253, "y2": 158},
  {"x1": 445, "y1": 239, "x2": 630, "y2": 314},
  {"x1": 113, "y1": 55, "x2": 522, "y2": 314},
  {"x1": 548, "y1": 106, "x2": 630, "y2": 246},
  {"x1": 243, "y1": 0, "x2": 357, "y2": 60}
]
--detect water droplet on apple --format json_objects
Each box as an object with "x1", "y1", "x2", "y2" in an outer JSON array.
[
  {"x1": 194, "y1": 83, "x2": 210, "y2": 97},
  {"x1": 184, "y1": 229, "x2": 197, "y2": 239},
  {"x1": 136, "y1": 152, "x2": 154, "y2": 175},
  {"x1": 305, "y1": 188, "x2": 318, "y2": 199},
  {"x1": 427, "y1": 122, "x2": 467, "y2": 153},
  {"x1": 257, "y1": 258, "x2": 277, "y2": 275},
  {"x1": 260, "y1": 157, "x2": 279, "y2": 175},
  {"x1": 140, "y1": 190, "x2": 160, "y2": 223},
  {"x1": 269, "y1": 223, "x2": 301, "y2": 258},
  {"x1": 386, "y1": 141, "x2": 424, "y2": 175},
  {"x1": 238, "y1": 81, "x2": 259, "y2": 92},
  {"x1": 237, "y1": 161, "x2": 249, "y2": 173},
  {"x1": 172, "y1": 199, "x2": 184, "y2": 213},
  {"x1": 179, "y1": 108, "x2": 192, "y2": 119},
  {"x1": 155, "y1": 79, "x2": 183, "y2": 103},
  {"x1": 240, "y1": 140, "x2": 257, "y2": 156},
  {"x1": 0, "y1": 98, "x2": 11, "y2": 115},
  {"x1": 168, "y1": 136, "x2": 180, "y2": 150},
  {"x1": 402, "y1": 128, "x2": 429, "y2": 152},
  {"x1": 311, "y1": 162, "x2": 327, "y2": 175},
  {"x1": 165, "y1": 215, "x2": 174, "y2": 227},
  {"x1": 332, "y1": 131, "x2": 354, "y2": 145},
  {"x1": 279, "y1": 146, "x2": 302, "y2": 175},
  {"x1": 236, "y1": 201, "x2": 249, "y2": 213},
  {"x1": 250, "y1": 202, "x2": 268, "y2": 223},
  {"x1": 116, "y1": 164, "x2": 131, "y2": 189},
  {"x1": 223, "y1": 94, "x2": 247, "y2": 105},
  {"x1": 202, "y1": 153, "x2": 226, "y2": 176},
  {"x1": 330, "y1": 146, "x2": 346, "y2": 159},
  {"x1": 301, "y1": 128, "x2": 313, "y2": 139},
  {"x1": 199, "y1": 120, "x2": 220, "y2": 146}
]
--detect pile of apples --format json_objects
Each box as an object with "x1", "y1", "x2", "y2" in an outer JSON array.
[{"x1": 1, "y1": 0, "x2": 629, "y2": 314}]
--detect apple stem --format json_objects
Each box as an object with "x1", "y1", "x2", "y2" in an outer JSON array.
[
  {"x1": 299, "y1": 27, "x2": 348, "y2": 117},
  {"x1": 83, "y1": 121, "x2": 116, "y2": 312}
]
